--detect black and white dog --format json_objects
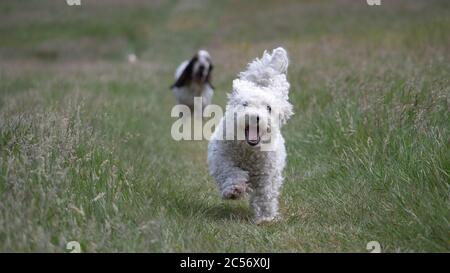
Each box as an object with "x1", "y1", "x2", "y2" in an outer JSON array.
[{"x1": 171, "y1": 50, "x2": 214, "y2": 111}]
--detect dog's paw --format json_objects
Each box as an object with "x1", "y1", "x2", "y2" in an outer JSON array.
[
  {"x1": 222, "y1": 184, "x2": 246, "y2": 200},
  {"x1": 254, "y1": 215, "x2": 279, "y2": 225}
]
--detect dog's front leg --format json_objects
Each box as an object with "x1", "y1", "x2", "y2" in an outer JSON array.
[
  {"x1": 220, "y1": 172, "x2": 249, "y2": 200},
  {"x1": 208, "y1": 141, "x2": 249, "y2": 200},
  {"x1": 250, "y1": 173, "x2": 283, "y2": 224}
]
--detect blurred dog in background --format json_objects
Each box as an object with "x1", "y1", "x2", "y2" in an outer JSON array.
[{"x1": 171, "y1": 50, "x2": 214, "y2": 112}]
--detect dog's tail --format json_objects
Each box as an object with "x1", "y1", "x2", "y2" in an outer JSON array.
[
  {"x1": 266, "y1": 47, "x2": 289, "y2": 75},
  {"x1": 239, "y1": 47, "x2": 289, "y2": 87}
]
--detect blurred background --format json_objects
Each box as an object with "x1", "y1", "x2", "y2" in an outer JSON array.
[{"x1": 0, "y1": 0, "x2": 449, "y2": 252}]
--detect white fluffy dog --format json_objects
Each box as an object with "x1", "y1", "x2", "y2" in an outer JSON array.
[
  {"x1": 171, "y1": 50, "x2": 214, "y2": 111},
  {"x1": 208, "y1": 47, "x2": 293, "y2": 224}
]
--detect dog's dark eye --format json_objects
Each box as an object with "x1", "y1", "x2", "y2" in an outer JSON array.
[
  {"x1": 243, "y1": 102, "x2": 248, "y2": 107},
  {"x1": 267, "y1": 105, "x2": 272, "y2": 112}
]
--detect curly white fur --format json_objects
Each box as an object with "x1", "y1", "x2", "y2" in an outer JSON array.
[{"x1": 208, "y1": 47, "x2": 293, "y2": 224}]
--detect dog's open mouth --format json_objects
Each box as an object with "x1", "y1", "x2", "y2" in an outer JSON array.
[{"x1": 245, "y1": 124, "x2": 260, "y2": 146}]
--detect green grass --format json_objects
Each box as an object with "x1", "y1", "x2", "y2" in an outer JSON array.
[{"x1": 0, "y1": 0, "x2": 449, "y2": 252}]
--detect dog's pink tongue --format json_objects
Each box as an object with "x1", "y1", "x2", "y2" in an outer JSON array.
[{"x1": 248, "y1": 126, "x2": 258, "y2": 141}]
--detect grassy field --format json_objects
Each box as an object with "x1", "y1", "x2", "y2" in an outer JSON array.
[{"x1": 0, "y1": 0, "x2": 449, "y2": 252}]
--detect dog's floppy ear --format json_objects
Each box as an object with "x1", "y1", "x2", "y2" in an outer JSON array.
[
  {"x1": 278, "y1": 100, "x2": 294, "y2": 125},
  {"x1": 206, "y1": 62, "x2": 215, "y2": 89},
  {"x1": 171, "y1": 56, "x2": 197, "y2": 88}
]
